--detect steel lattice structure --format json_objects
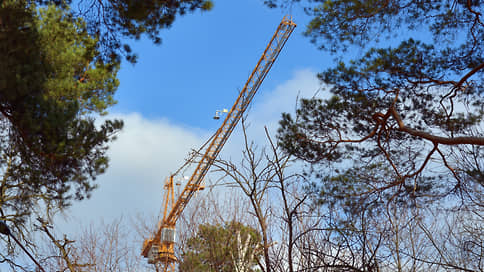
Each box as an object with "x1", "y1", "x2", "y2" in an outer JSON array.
[{"x1": 141, "y1": 16, "x2": 296, "y2": 272}]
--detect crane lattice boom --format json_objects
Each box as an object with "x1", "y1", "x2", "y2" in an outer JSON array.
[{"x1": 142, "y1": 16, "x2": 296, "y2": 271}]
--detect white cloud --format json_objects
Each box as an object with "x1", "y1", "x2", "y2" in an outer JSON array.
[
  {"x1": 222, "y1": 68, "x2": 328, "y2": 158},
  {"x1": 253, "y1": 68, "x2": 325, "y2": 124},
  {"x1": 58, "y1": 113, "x2": 208, "y2": 231},
  {"x1": 58, "y1": 68, "x2": 326, "y2": 233}
]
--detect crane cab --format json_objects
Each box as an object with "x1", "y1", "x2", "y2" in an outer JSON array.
[
  {"x1": 157, "y1": 227, "x2": 177, "y2": 263},
  {"x1": 161, "y1": 227, "x2": 176, "y2": 243}
]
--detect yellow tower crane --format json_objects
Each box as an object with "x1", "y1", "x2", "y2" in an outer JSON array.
[{"x1": 141, "y1": 16, "x2": 296, "y2": 271}]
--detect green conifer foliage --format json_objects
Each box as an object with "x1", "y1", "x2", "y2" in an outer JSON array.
[
  {"x1": 270, "y1": 0, "x2": 483, "y2": 201},
  {"x1": 0, "y1": 1, "x2": 122, "y2": 226},
  {"x1": 179, "y1": 222, "x2": 262, "y2": 272}
]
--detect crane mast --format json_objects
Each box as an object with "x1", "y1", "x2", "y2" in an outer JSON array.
[{"x1": 142, "y1": 16, "x2": 296, "y2": 271}]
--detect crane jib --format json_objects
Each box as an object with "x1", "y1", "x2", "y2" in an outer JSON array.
[{"x1": 166, "y1": 18, "x2": 296, "y2": 224}]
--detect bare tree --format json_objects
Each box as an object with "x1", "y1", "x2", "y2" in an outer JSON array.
[
  {"x1": 213, "y1": 123, "x2": 275, "y2": 272},
  {"x1": 212, "y1": 120, "x2": 318, "y2": 272},
  {"x1": 137, "y1": 123, "x2": 483, "y2": 272},
  {"x1": 39, "y1": 217, "x2": 145, "y2": 272}
]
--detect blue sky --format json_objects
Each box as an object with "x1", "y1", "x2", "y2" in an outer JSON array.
[
  {"x1": 56, "y1": 0, "x2": 335, "y2": 229},
  {"x1": 112, "y1": 0, "x2": 330, "y2": 130},
  {"x1": 44, "y1": 1, "x2": 337, "y2": 266}
]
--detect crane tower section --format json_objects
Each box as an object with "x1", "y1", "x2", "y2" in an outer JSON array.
[{"x1": 142, "y1": 16, "x2": 296, "y2": 271}]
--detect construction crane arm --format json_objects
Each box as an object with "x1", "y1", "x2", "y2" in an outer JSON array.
[{"x1": 141, "y1": 16, "x2": 296, "y2": 269}]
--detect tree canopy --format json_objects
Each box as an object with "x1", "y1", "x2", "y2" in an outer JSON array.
[
  {"x1": 0, "y1": 0, "x2": 212, "y2": 268},
  {"x1": 0, "y1": 0, "x2": 124, "y2": 227},
  {"x1": 272, "y1": 0, "x2": 484, "y2": 204},
  {"x1": 50, "y1": 0, "x2": 213, "y2": 63},
  {"x1": 262, "y1": 2, "x2": 484, "y2": 270},
  {"x1": 179, "y1": 221, "x2": 262, "y2": 272}
]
